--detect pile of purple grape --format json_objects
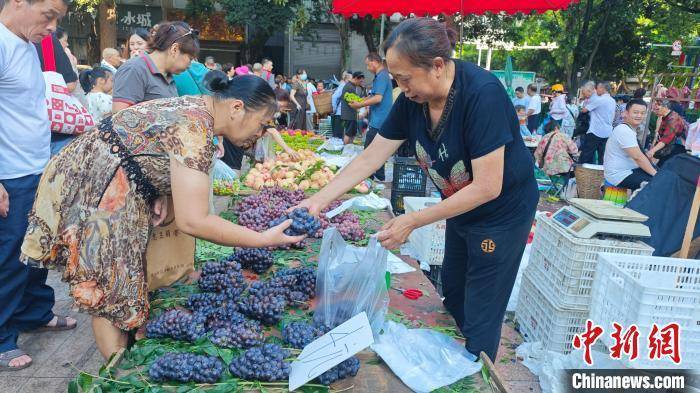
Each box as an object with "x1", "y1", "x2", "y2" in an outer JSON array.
[{"x1": 268, "y1": 208, "x2": 321, "y2": 236}]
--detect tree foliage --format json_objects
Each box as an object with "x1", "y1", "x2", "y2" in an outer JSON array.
[{"x1": 455, "y1": 0, "x2": 699, "y2": 92}]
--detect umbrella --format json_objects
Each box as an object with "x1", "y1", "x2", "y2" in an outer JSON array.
[
  {"x1": 505, "y1": 55, "x2": 515, "y2": 98},
  {"x1": 332, "y1": 0, "x2": 578, "y2": 18}
]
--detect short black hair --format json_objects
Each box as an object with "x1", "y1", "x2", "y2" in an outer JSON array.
[
  {"x1": 626, "y1": 98, "x2": 647, "y2": 111},
  {"x1": 527, "y1": 84, "x2": 537, "y2": 93},
  {"x1": 366, "y1": 52, "x2": 382, "y2": 63},
  {"x1": 544, "y1": 120, "x2": 559, "y2": 134},
  {"x1": 515, "y1": 86, "x2": 524, "y2": 93},
  {"x1": 352, "y1": 71, "x2": 365, "y2": 79}
]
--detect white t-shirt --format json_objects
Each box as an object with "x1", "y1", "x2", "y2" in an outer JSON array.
[
  {"x1": 585, "y1": 93, "x2": 616, "y2": 138},
  {"x1": 86, "y1": 91, "x2": 113, "y2": 123},
  {"x1": 604, "y1": 123, "x2": 640, "y2": 185},
  {"x1": 527, "y1": 94, "x2": 542, "y2": 115},
  {"x1": 0, "y1": 23, "x2": 50, "y2": 180}
]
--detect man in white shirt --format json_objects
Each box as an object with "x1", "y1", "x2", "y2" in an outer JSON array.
[
  {"x1": 331, "y1": 71, "x2": 351, "y2": 139},
  {"x1": 0, "y1": 0, "x2": 77, "y2": 371},
  {"x1": 580, "y1": 81, "x2": 616, "y2": 164},
  {"x1": 511, "y1": 86, "x2": 530, "y2": 108},
  {"x1": 604, "y1": 99, "x2": 656, "y2": 190},
  {"x1": 526, "y1": 83, "x2": 542, "y2": 133},
  {"x1": 100, "y1": 47, "x2": 121, "y2": 74}
]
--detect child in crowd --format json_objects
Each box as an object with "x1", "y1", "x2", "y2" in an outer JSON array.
[
  {"x1": 78, "y1": 66, "x2": 113, "y2": 123},
  {"x1": 515, "y1": 105, "x2": 532, "y2": 137}
]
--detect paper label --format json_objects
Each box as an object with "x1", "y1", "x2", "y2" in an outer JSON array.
[{"x1": 288, "y1": 312, "x2": 374, "y2": 391}]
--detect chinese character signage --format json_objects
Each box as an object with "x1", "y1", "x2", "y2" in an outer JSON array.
[{"x1": 117, "y1": 5, "x2": 162, "y2": 38}]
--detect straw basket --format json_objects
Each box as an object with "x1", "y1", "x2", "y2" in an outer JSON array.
[
  {"x1": 574, "y1": 165, "x2": 604, "y2": 199},
  {"x1": 313, "y1": 91, "x2": 333, "y2": 116}
]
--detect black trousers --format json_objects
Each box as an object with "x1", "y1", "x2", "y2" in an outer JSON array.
[
  {"x1": 343, "y1": 119, "x2": 358, "y2": 139},
  {"x1": 579, "y1": 133, "x2": 607, "y2": 165},
  {"x1": 441, "y1": 217, "x2": 534, "y2": 361},
  {"x1": 618, "y1": 168, "x2": 653, "y2": 190},
  {"x1": 364, "y1": 127, "x2": 385, "y2": 181},
  {"x1": 331, "y1": 115, "x2": 344, "y2": 139}
]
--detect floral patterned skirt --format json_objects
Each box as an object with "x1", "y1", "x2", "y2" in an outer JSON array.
[{"x1": 21, "y1": 129, "x2": 153, "y2": 330}]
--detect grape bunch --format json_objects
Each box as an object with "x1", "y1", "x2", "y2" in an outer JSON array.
[
  {"x1": 330, "y1": 211, "x2": 365, "y2": 241},
  {"x1": 273, "y1": 267, "x2": 316, "y2": 302},
  {"x1": 317, "y1": 356, "x2": 361, "y2": 385},
  {"x1": 149, "y1": 352, "x2": 224, "y2": 383},
  {"x1": 238, "y1": 281, "x2": 287, "y2": 325},
  {"x1": 186, "y1": 292, "x2": 228, "y2": 313},
  {"x1": 198, "y1": 260, "x2": 247, "y2": 299},
  {"x1": 228, "y1": 344, "x2": 291, "y2": 382},
  {"x1": 281, "y1": 321, "x2": 325, "y2": 349},
  {"x1": 210, "y1": 319, "x2": 264, "y2": 349},
  {"x1": 238, "y1": 205, "x2": 287, "y2": 232},
  {"x1": 234, "y1": 187, "x2": 305, "y2": 214},
  {"x1": 233, "y1": 248, "x2": 274, "y2": 274},
  {"x1": 204, "y1": 303, "x2": 245, "y2": 330},
  {"x1": 145, "y1": 309, "x2": 207, "y2": 342},
  {"x1": 268, "y1": 208, "x2": 321, "y2": 236}
]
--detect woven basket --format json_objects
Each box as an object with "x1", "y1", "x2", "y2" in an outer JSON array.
[
  {"x1": 574, "y1": 165, "x2": 604, "y2": 199},
  {"x1": 313, "y1": 90, "x2": 333, "y2": 116}
]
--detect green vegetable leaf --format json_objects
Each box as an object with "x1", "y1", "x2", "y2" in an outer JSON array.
[{"x1": 68, "y1": 380, "x2": 79, "y2": 393}]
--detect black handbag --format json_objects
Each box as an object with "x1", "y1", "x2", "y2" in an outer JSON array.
[{"x1": 573, "y1": 111, "x2": 590, "y2": 137}]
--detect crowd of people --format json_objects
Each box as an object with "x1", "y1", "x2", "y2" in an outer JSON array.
[{"x1": 518, "y1": 79, "x2": 691, "y2": 192}]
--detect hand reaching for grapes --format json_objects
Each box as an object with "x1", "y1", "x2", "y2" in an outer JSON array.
[
  {"x1": 262, "y1": 219, "x2": 307, "y2": 246},
  {"x1": 290, "y1": 197, "x2": 325, "y2": 217}
]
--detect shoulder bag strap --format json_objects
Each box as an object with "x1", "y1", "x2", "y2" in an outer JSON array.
[
  {"x1": 540, "y1": 132, "x2": 557, "y2": 169},
  {"x1": 41, "y1": 36, "x2": 56, "y2": 72}
]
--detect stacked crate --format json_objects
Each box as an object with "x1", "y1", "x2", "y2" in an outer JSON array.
[{"x1": 516, "y1": 215, "x2": 653, "y2": 353}]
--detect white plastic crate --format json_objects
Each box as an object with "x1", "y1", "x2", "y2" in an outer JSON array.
[
  {"x1": 405, "y1": 197, "x2": 445, "y2": 265},
  {"x1": 527, "y1": 216, "x2": 653, "y2": 310},
  {"x1": 516, "y1": 270, "x2": 589, "y2": 354},
  {"x1": 589, "y1": 253, "x2": 700, "y2": 369}
]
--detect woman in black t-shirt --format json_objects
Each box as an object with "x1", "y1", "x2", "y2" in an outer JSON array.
[{"x1": 295, "y1": 18, "x2": 538, "y2": 361}]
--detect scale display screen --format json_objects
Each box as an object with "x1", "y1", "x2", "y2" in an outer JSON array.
[{"x1": 553, "y1": 209, "x2": 579, "y2": 227}]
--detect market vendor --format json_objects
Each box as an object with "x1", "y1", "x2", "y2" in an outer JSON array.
[
  {"x1": 20, "y1": 74, "x2": 306, "y2": 360},
  {"x1": 295, "y1": 18, "x2": 538, "y2": 361}
]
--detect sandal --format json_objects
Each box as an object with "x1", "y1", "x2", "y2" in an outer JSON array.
[
  {"x1": 33, "y1": 315, "x2": 77, "y2": 332},
  {"x1": 0, "y1": 349, "x2": 32, "y2": 371}
]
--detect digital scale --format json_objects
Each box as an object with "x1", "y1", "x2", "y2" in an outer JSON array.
[{"x1": 551, "y1": 198, "x2": 651, "y2": 239}]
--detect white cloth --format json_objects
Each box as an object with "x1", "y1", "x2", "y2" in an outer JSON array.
[
  {"x1": 561, "y1": 104, "x2": 578, "y2": 138},
  {"x1": 585, "y1": 93, "x2": 616, "y2": 138},
  {"x1": 0, "y1": 22, "x2": 50, "y2": 180},
  {"x1": 604, "y1": 123, "x2": 641, "y2": 186},
  {"x1": 85, "y1": 92, "x2": 113, "y2": 123},
  {"x1": 306, "y1": 82, "x2": 317, "y2": 114},
  {"x1": 549, "y1": 94, "x2": 567, "y2": 120},
  {"x1": 527, "y1": 94, "x2": 542, "y2": 115},
  {"x1": 332, "y1": 81, "x2": 346, "y2": 115},
  {"x1": 100, "y1": 59, "x2": 118, "y2": 75}
]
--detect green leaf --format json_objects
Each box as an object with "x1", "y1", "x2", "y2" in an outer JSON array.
[
  {"x1": 78, "y1": 372, "x2": 93, "y2": 391},
  {"x1": 365, "y1": 358, "x2": 382, "y2": 365},
  {"x1": 176, "y1": 386, "x2": 191, "y2": 393},
  {"x1": 68, "y1": 380, "x2": 79, "y2": 393},
  {"x1": 217, "y1": 348, "x2": 234, "y2": 365},
  {"x1": 297, "y1": 385, "x2": 330, "y2": 393}
]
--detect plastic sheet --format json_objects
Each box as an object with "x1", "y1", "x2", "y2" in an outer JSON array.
[
  {"x1": 371, "y1": 321, "x2": 482, "y2": 393},
  {"x1": 516, "y1": 342, "x2": 624, "y2": 393},
  {"x1": 212, "y1": 159, "x2": 238, "y2": 183},
  {"x1": 314, "y1": 228, "x2": 388, "y2": 335}
]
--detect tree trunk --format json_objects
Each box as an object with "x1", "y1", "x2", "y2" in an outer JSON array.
[
  {"x1": 581, "y1": 2, "x2": 612, "y2": 80},
  {"x1": 360, "y1": 17, "x2": 376, "y2": 53},
  {"x1": 98, "y1": 0, "x2": 117, "y2": 51},
  {"x1": 569, "y1": 0, "x2": 595, "y2": 92}
]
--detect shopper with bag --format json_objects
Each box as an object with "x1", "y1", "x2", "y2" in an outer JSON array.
[
  {"x1": 0, "y1": 0, "x2": 78, "y2": 371},
  {"x1": 21, "y1": 74, "x2": 306, "y2": 360},
  {"x1": 295, "y1": 18, "x2": 538, "y2": 362}
]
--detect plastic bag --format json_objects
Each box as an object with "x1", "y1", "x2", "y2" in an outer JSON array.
[
  {"x1": 324, "y1": 193, "x2": 391, "y2": 219},
  {"x1": 254, "y1": 134, "x2": 275, "y2": 162},
  {"x1": 212, "y1": 159, "x2": 240, "y2": 196},
  {"x1": 314, "y1": 228, "x2": 388, "y2": 335},
  {"x1": 371, "y1": 321, "x2": 482, "y2": 393}
]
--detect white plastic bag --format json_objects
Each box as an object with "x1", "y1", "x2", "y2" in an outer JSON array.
[
  {"x1": 314, "y1": 228, "x2": 388, "y2": 335},
  {"x1": 212, "y1": 159, "x2": 238, "y2": 183},
  {"x1": 371, "y1": 321, "x2": 482, "y2": 393}
]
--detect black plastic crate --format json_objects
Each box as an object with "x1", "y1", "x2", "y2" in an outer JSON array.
[
  {"x1": 390, "y1": 189, "x2": 425, "y2": 215},
  {"x1": 423, "y1": 265, "x2": 443, "y2": 297},
  {"x1": 392, "y1": 157, "x2": 427, "y2": 193}
]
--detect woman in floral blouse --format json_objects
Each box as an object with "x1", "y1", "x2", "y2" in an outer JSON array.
[
  {"x1": 534, "y1": 121, "x2": 579, "y2": 176},
  {"x1": 21, "y1": 74, "x2": 305, "y2": 359}
]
